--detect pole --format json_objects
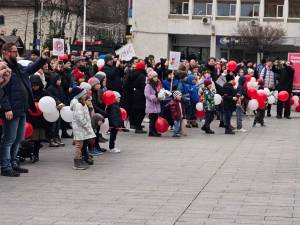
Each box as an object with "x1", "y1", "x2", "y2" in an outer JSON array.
[
  {"x1": 170, "y1": 70, "x2": 174, "y2": 92},
  {"x1": 39, "y1": 0, "x2": 44, "y2": 54},
  {"x1": 82, "y1": 0, "x2": 86, "y2": 52}
]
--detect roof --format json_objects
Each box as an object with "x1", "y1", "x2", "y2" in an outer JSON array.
[
  {"x1": 0, "y1": 35, "x2": 24, "y2": 48},
  {"x1": 0, "y1": 0, "x2": 33, "y2": 7}
]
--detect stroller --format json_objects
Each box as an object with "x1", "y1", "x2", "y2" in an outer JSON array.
[{"x1": 17, "y1": 140, "x2": 39, "y2": 163}]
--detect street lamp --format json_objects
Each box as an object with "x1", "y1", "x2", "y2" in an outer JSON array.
[{"x1": 83, "y1": 0, "x2": 86, "y2": 52}]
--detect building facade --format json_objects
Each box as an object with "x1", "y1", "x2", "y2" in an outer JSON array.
[{"x1": 128, "y1": 0, "x2": 300, "y2": 62}]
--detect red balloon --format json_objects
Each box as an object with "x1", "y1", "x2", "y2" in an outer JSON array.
[
  {"x1": 195, "y1": 110, "x2": 205, "y2": 119},
  {"x1": 296, "y1": 101, "x2": 300, "y2": 112},
  {"x1": 101, "y1": 91, "x2": 116, "y2": 106},
  {"x1": 247, "y1": 87, "x2": 258, "y2": 99},
  {"x1": 28, "y1": 102, "x2": 43, "y2": 117},
  {"x1": 257, "y1": 91, "x2": 267, "y2": 101},
  {"x1": 243, "y1": 81, "x2": 248, "y2": 90},
  {"x1": 227, "y1": 61, "x2": 237, "y2": 72},
  {"x1": 278, "y1": 91, "x2": 289, "y2": 102},
  {"x1": 25, "y1": 122, "x2": 33, "y2": 139},
  {"x1": 290, "y1": 98, "x2": 295, "y2": 106},
  {"x1": 245, "y1": 75, "x2": 251, "y2": 82},
  {"x1": 120, "y1": 108, "x2": 127, "y2": 121},
  {"x1": 58, "y1": 54, "x2": 68, "y2": 62},
  {"x1": 155, "y1": 117, "x2": 169, "y2": 134},
  {"x1": 258, "y1": 98, "x2": 266, "y2": 110}
]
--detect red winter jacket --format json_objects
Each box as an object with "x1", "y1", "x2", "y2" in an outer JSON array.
[{"x1": 169, "y1": 99, "x2": 184, "y2": 121}]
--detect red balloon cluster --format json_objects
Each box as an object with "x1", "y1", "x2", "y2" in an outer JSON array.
[
  {"x1": 247, "y1": 87, "x2": 258, "y2": 99},
  {"x1": 25, "y1": 122, "x2": 33, "y2": 139},
  {"x1": 257, "y1": 91, "x2": 267, "y2": 109},
  {"x1": 155, "y1": 117, "x2": 169, "y2": 134},
  {"x1": 195, "y1": 110, "x2": 205, "y2": 119},
  {"x1": 227, "y1": 61, "x2": 237, "y2": 72},
  {"x1": 245, "y1": 75, "x2": 251, "y2": 82},
  {"x1": 28, "y1": 102, "x2": 43, "y2": 117},
  {"x1": 278, "y1": 91, "x2": 289, "y2": 102},
  {"x1": 101, "y1": 91, "x2": 116, "y2": 106},
  {"x1": 120, "y1": 108, "x2": 127, "y2": 121}
]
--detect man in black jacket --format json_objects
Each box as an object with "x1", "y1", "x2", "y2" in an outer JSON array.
[
  {"x1": 276, "y1": 62, "x2": 295, "y2": 119},
  {"x1": 0, "y1": 43, "x2": 47, "y2": 177}
]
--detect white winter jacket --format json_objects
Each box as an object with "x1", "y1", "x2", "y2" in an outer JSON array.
[{"x1": 70, "y1": 99, "x2": 96, "y2": 141}]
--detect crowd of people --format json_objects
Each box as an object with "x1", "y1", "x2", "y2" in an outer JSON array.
[{"x1": 0, "y1": 42, "x2": 295, "y2": 176}]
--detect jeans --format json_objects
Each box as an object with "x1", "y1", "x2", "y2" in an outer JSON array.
[
  {"x1": 49, "y1": 118, "x2": 61, "y2": 139},
  {"x1": 173, "y1": 120, "x2": 181, "y2": 136},
  {"x1": 0, "y1": 113, "x2": 26, "y2": 171},
  {"x1": 224, "y1": 108, "x2": 234, "y2": 130},
  {"x1": 236, "y1": 106, "x2": 243, "y2": 130}
]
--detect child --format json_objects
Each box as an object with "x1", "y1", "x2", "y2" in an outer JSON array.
[
  {"x1": 70, "y1": 87, "x2": 96, "y2": 170},
  {"x1": 201, "y1": 79, "x2": 216, "y2": 134},
  {"x1": 144, "y1": 70, "x2": 162, "y2": 137},
  {"x1": 253, "y1": 79, "x2": 266, "y2": 127},
  {"x1": 186, "y1": 75, "x2": 199, "y2": 128},
  {"x1": 236, "y1": 69, "x2": 247, "y2": 132},
  {"x1": 107, "y1": 91, "x2": 122, "y2": 153},
  {"x1": 47, "y1": 73, "x2": 69, "y2": 147},
  {"x1": 170, "y1": 91, "x2": 184, "y2": 137},
  {"x1": 223, "y1": 75, "x2": 238, "y2": 135},
  {"x1": 163, "y1": 70, "x2": 178, "y2": 91}
]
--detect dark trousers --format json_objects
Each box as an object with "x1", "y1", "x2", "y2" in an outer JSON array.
[
  {"x1": 204, "y1": 111, "x2": 214, "y2": 129},
  {"x1": 49, "y1": 118, "x2": 61, "y2": 139},
  {"x1": 277, "y1": 92, "x2": 291, "y2": 118},
  {"x1": 132, "y1": 108, "x2": 145, "y2": 129},
  {"x1": 82, "y1": 140, "x2": 89, "y2": 160},
  {"x1": 224, "y1": 108, "x2": 234, "y2": 130},
  {"x1": 33, "y1": 141, "x2": 40, "y2": 158},
  {"x1": 149, "y1": 113, "x2": 159, "y2": 134},
  {"x1": 254, "y1": 109, "x2": 265, "y2": 125},
  {"x1": 109, "y1": 128, "x2": 118, "y2": 149}
]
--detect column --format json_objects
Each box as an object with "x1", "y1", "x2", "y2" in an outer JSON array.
[
  {"x1": 189, "y1": 0, "x2": 194, "y2": 20},
  {"x1": 212, "y1": 0, "x2": 217, "y2": 21},
  {"x1": 210, "y1": 35, "x2": 216, "y2": 57},
  {"x1": 283, "y1": 0, "x2": 288, "y2": 23},
  {"x1": 259, "y1": 0, "x2": 264, "y2": 22},
  {"x1": 236, "y1": 0, "x2": 241, "y2": 22}
]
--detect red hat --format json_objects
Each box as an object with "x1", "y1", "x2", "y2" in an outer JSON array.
[
  {"x1": 204, "y1": 79, "x2": 212, "y2": 87},
  {"x1": 135, "y1": 62, "x2": 146, "y2": 70},
  {"x1": 73, "y1": 68, "x2": 85, "y2": 81}
]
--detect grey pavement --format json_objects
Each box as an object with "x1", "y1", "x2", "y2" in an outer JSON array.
[{"x1": 1, "y1": 113, "x2": 300, "y2": 225}]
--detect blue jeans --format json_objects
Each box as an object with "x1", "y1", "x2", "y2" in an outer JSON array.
[
  {"x1": 236, "y1": 106, "x2": 243, "y2": 130},
  {"x1": 173, "y1": 120, "x2": 181, "y2": 136},
  {"x1": 0, "y1": 114, "x2": 26, "y2": 171}
]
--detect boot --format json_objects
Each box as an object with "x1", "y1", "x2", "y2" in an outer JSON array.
[
  {"x1": 186, "y1": 121, "x2": 192, "y2": 128},
  {"x1": 54, "y1": 138, "x2": 65, "y2": 147},
  {"x1": 191, "y1": 120, "x2": 198, "y2": 128},
  {"x1": 225, "y1": 129, "x2": 235, "y2": 135},
  {"x1": 73, "y1": 159, "x2": 89, "y2": 170},
  {"x1": 49, "y1": 139, "x2": 60, "y2": 147},
  {"x1": 219, "y1": 121, "x2": 225, "y2": 128},
  {"x1": 84, "y1": 156, "x2": 94, "y2": 165},
  {"x1": 61, "y1": 130, "x2": 73, "y2": 139}
]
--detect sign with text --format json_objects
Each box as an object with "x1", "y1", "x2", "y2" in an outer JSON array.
[
  {"x1": 288, "y1": 53, "x2": 300, "y2": 89},
  {"x1": 52, "y1": 38, "x2": 65, "y2": 56},
  {"x1": 168, "y1": 51, "x2": 181, "y2": 70},
  {"x1": 115, "y1": 43, "x2": 136, "y2": 61}
]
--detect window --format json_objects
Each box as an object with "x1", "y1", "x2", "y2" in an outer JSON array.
[
  {"x1": 194, "y1": 0, "x2": 213, "y2": 16},
  {"x1": 170, "y1": 0, "x2": 189, "y2": 14},
  {"x1": 128, "y1": 0, "x2": 133, "y2": 18},
  {"x1": 217, "y1": 1, "x2": 236, "y2": 16},
  {"x1": 289, "y1": 0, "x2": 300, "y2": 18},
  {"x1": 0, "y1": 16, "x2": 4, "y2": 25},
  {"x1": 264, "y1": 0, "x2": 284, "y2": 17},
  {"x1": 241, "y1": 1, "x2": 260, "y2": 17}
]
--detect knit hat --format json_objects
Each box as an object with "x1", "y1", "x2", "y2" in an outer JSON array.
[
  {"x1": 135, "y1": 62, "x2": 145, "y2": 70},
  {"x1": 71, "y1": 87, "x2": 87, "y2": 99},
  {"x1": 226, "y1": 74, "x2": 235, "y2": 82},
  {"x1": 148, "y1": 70, "x2": 158, "y2": 79},
  {"x1": 88, "y1": 77, "x2": 100, "y2": 87},
  {"x1": 204, "y1": 79, "x2": 212, "y2": 87},
  {"x1": 79, "y1": 82, "x2": 91, "y2": 91},
  {"x1": 173, "y1": 90, "x2": 182, "y2": 98},
  {"x1": 146, "y1": 67, "x2": 154, "y2": 74},
  {"x1": 94, "y1": 71, "x2": 106, "y2": 82},
  {"x1": 104, "y1": 54, "x2": 113, "y2": 63},
  {"x1": 113, "y1": 91, "x2": 121, "y2": 99}
]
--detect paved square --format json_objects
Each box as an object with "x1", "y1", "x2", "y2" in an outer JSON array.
[{"x1": 0, "y1": 115, "x2": 300, "y2": 225}]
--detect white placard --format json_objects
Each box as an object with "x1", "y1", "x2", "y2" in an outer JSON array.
[
  {"x1": 168, "y1": 51, "x2": 181, "y2": 70},
  {"x1": 115, "y1": 43, "x2": 136, "y2": 61},
  {"x1": 52, "y1": 38, "x2": 65, "y2": 56}
]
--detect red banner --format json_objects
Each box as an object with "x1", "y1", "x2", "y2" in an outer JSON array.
[{"x1": 288, "y1": 53, "x2": 300, "y2": 89}]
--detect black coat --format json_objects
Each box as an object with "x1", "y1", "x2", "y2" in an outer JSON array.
[
  {"x1": 132, "y1": 69, "x2": 146, "y2": 110},
  {"x1": 203, "y1": 63, "x2": 218, "y2": 82},
  {"x1": 92, "y1": 89, "x2": 107, "y2": 117},
  {"x1": 47, "y1": 73, "x2": 69, "y2": 105},
  {"x1": 223, "y1": 83, "x2": 237, "y2": 111},
  {"x1": 277, "y1": 65, "x2": 294, "y2": 92},
  {"x1": 1, "y1": 58, "x2": 46, "y2": 117},
  {"x1": 107, "y1": 102, "x2": 122, "y2": 128},
  {"x1": 102, "y1": 64, "x2": 123, "y2": 93}
]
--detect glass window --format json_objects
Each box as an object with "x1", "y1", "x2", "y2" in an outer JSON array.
[
  {"x1": 194, "y1": 0, "x2": 213, "y2": 15},
  {"x1": 0, "y1": 16, "x2": 4, "y2": 25},
  {"x1": 217, "y1": 1, "x2": 236, "y2": 16},
  {"x1": 241, "y1": 1, "x2": 260, "y2": 17},
  {"x1": 170, "y1": 0, "x2": 189, "y2": 14},
  {"x1": 289, "y1": 0, "x2": 300, "y2": 18},
  {"x1": 265, "y1": 0, "x2": 284, "y2": 17}
]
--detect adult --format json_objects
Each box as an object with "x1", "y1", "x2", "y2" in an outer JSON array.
[
  {"x1": 30, "y1": 49, "x2": 40, "y2": 62},
  {"x1": 0, "y1": 43, "x2": 48, "y2": 177},
  {"x1": 276, "y1": 61, "x2": 294, "y2": 119},
  {"x1": 259, "y1": 59, "x2": 276, "y2": 117},
  {"x1": 102, "y1": 54, "x2": 122, "y2": 94},
  {"x1": 203, "y1": 57, "x2": 218, "y2": 82}
]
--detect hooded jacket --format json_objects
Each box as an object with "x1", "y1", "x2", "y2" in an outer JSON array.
[{"x1": 47, "y1": 73, "x2": 69, "y2": 105}]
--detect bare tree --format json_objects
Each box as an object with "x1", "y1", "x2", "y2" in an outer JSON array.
[{"x1": 236, "y1": 22, "x2": 286, "y2": 62}]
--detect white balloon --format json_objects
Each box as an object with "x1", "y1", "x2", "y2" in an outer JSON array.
[
  {"x1": 294, "y1": 100, "x2": 299, "y2": 108},
  {"x1": 248, "y1": 99, "x2": 259, "y2": 111},
  {"x1": 273, "y1": 90, "x2": 278, "y2": 99},
  {"x1": 100, "y1": 118, "x2": 109, "y2": 134},
  {"x1": 39, "y1": 96, "x2": 57, "y2": 113},
  {"x1": 158, "y1": 90, "x2": 166, "y2": 100},
  {"x1": 293, "y1": 95, "x2": 299, "y2": 103},
  {"x1": 18, "y1": 60, "x2": 33, "y2": 67},
  {"x1": 97, "y1": 59, "x2": 105, "y2": 68},
  {"x1": 250, "y1": 77, "x2": 256, "y2": 83},
  {"x1": 60, "y1": 106, "x2": 73, "y2": 123},
  {"x1": 268, "y1": 95, "x2": 276, "y2": 104},
  {"x1": 247, "y1": 81, "x2": 257, "y2": 89},
  {"x1": 43, "y1": 109, "x2": 59, "y2": 122},
  {"x1": 214, "y1": 94, "x2": 222, "y2": 105},
  {"x1": 196, "y1": 102, "x2": 203, "y2": 111},
  {"x1": 264, "y1": 88, "x2": 271, "y2": 96}
]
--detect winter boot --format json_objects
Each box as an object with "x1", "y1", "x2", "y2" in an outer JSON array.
[
  {"x1": 49, "y1": 139, "x2": 60, "y2": 147},
  {"x1": 73, "y1": 159, "x2": 89, "y2": 170}
]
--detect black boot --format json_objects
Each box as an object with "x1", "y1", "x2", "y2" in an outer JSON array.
[
  {"x1": 13, "y1": 166, "x2": 28, "y2": 173},
  {"x1": 55, "y1": 138, "x2": 65, "y2": 147},
  {"x1": 1, "y1": 169, "x2": 20, "y2": 177},
  {"x1": 219, "y1": 121, "x2": 225, "y2": 128},
  {"x1": 49, "y1": 139, "x2": 60, "y2": 147}
]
